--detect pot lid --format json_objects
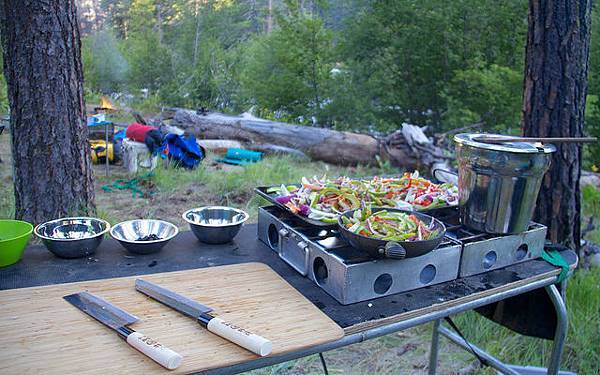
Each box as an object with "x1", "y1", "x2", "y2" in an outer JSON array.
[{"x1": 454, "y1": 133, "x2": 556, "y2": 154}]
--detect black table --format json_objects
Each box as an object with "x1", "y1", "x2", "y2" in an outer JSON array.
[{"x1": 0, "y1": 225, "x2": 577, "y2": 374}]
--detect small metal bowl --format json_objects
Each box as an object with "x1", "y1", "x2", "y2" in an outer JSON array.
[
  {"x1": 110, "y1": 219, "x2": 178, "y2": 254},
  {"x1": 35, "y1": 217, "x2": 110, "y2": 259},
  {"x1": 182, "y1": 206, "x2": 249, "y2": 244}
]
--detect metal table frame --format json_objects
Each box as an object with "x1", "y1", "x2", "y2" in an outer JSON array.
[{"x1": 206, "y1": 277, "x2": 569, "y2": 375}]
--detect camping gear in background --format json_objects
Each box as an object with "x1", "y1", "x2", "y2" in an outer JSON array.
[
  {"x1": 454, "y1": 133, "x2": 556, "y2": 234},
  {"x1": 90, "y1": 139, "x2": 121, "y2": 164},
  {"x1": 217, "y1": 148, "x2": 262, "y2": 165},
  {"x1": 122, "y1": 139, "x2": 159, "y2": 174},
  {"x1": 0, "y1": 220, "x2": 33, "y2": 267},
  {"x1": 125, "y1": 123, "x2": 159, "y2": 151},
  {"x1": 87, "y1": 112, "x2": 115, "y2": 176},
  {"x1": 164, "y1": 133, "x2": 205, "y2": 169},
  {"x1": 34, "y1": 217, "x2": 110, "y2": 259},
  {"x1": 101, "y1": 172, "x2": 155, "y2": 198}
]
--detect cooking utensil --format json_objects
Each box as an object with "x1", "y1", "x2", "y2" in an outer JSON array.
[
  {"x1": 110, "y1": 219, "x2": 178, "y2": 254},
  {"x1": 0, "y1": 220, "x2": 33, "y2": 267},
  {"x1": 255, "y1": 186, "x2": 335, "y2": 227},
  {"x1": 182, "y1": 206, "x2": 249, "y2": 244},
  {"x1": 474, "y1": 135, "x2": 597, "y2": 144},
  {"x1": 63, "y1": 291, "x2": 182, "y2": 370},
  {"x1": 35, "y1": 217, "x2": 110, "y2": 258},
  {"x1": 337, "y1": 208, "x2": 446, "y2": 259},
  {"x1": 135, "y1": 279, "x2": 272, "y2": 356},
  {"x1": 454, "y1": 133, "x2": 556, "y2": 234}
]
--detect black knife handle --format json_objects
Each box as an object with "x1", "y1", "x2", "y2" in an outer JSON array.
[
  {"x1": 117, "y1": 325, "x2": 134, "y2": 339},
  {"x1": 197, "y1": 312, "x2": 214, "y2": 327}
]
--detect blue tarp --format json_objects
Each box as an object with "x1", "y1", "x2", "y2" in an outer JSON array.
[{"x1": 164, "y1": 133, "x2": 205, "y2": 169}]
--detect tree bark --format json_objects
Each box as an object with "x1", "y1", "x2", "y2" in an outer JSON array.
[
  {"x1": 522, "y1": 0, "x2": 591, "y2": 253},
  {"x1": 171, "y1": 109, "x2": 450, "y2": 171},
  {"x1": 0, "y1": 0, "x2": 95, "y2": 224}
]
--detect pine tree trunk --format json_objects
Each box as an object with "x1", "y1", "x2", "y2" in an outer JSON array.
[
  {"x1": 522, "y1": 0, "x2": 591, "y2": 253},
  {"x1": 0, "y1": 0, "x2": 95, "y2": 224}
]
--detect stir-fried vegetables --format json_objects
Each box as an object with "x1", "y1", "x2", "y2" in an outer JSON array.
[
  {"x1": 341, "y1": 207, "x2": 440, "y2": 241},
  {"x1": 267, "y1": 171, "x2": 458, "y2": 223}
]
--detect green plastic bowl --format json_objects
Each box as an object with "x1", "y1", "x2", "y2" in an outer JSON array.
[{"x1": 0, "y1": 220, "x2": 33, "y2": 267}]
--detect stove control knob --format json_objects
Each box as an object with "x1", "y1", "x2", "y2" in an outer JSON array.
[
  {"x1": 279, "y1": 228, "x2": 290, "y2": 238},
  {"x1": 297, "y1": 241, "x2": 308, "y2": 250}
]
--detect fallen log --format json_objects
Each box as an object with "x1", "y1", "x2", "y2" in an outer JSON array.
[{"x1": 171, "y1": 109, "x2": 449, "y2": 170}]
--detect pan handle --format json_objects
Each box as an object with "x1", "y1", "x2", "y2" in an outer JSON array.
[
  {"x1": 381, "y1": 242, "x2": 406, "y2": 259},
  {"x1": 432, "y1": 167, "x2": 458, "y2": 185}
]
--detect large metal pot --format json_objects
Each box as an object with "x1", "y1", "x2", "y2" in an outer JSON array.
[{"x1": 454, "y1": 133, "x2": 556, "y2": 234}]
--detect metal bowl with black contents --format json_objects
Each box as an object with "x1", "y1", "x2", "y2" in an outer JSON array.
[
  {"x1": 182, "y1": 206, "x2": 249, "y2": 244},
  {"x1": 338, "y1": 208, "x2": 446, "y2": 260},
  {"x1": 35, "y1": 217, "x2": 110, "y2": 258},
  {"x1": 110, "y1": 219, "x2": 179, "y2": 254}
]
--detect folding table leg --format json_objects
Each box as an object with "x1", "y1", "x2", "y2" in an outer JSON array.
[
  {"x1": 428, "y1": 319, "x2": 441, "y2": 375},
  {"x1": 546, "y1": 283, "x2": 568, "y2": 375}
]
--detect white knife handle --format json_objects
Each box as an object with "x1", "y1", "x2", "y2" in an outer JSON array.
[
  {"x1": 126, "y1": 331, "x2": 182, "y2": 370},
  {"x1": 206, "y1": 317, "x2": 272, "y2": 356}
]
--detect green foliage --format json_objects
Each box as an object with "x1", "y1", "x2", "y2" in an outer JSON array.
[
  {"x1": 79, "y1": 0, "x2": 600, "y2": 166},
  {"x1": 584, "y1": 4, "x2": 600, "y2": 169},
  {"x1": 81, "y1": 29, "x2": 129, "y2": 93},
  {"x1": 443, "y1": 64, "x2": 523, "y2": 132},
  {"x1": 453, "y1": 267, "x2": 600, "y2": 375},
  {"x1": 240, "y1": 2, "x2": 334, "y2": 121}
]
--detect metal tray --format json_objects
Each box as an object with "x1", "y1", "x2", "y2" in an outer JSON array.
[{"x1": 255, "y1": 186, "x2": 335, "y2": 227}]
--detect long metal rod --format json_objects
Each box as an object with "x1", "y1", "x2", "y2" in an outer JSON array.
[
  {"x1": 203, "y1": 275, "x2": 559, "y2": 375},
  {"x1": 105, "y1": 122, "x2": 109, "y2": 176},
  {"x1": 546, "y1": 284, "x2": 568, "y2": 375},
  {"x1": 474, "y1": 136, "x2": 597, "y2": 144},
  {"x1": 438, "y1": 325, "x2": 521, "y2": 375},
  {"x1": 428, "y1": 319, "x2": 441, "y2": 375}
]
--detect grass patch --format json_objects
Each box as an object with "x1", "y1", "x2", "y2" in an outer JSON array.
[
  {"x1": 582, "y1": 184, "x2": 600, "y2": 242},
  {"x1": 452, "y1": 268, "x2": 600, "y2": 374},
  {"x1": 150, "y1": 155, "x2": 382, "y2": 218}
]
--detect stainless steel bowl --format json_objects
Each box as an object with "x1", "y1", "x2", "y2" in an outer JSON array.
[
  {"x1": 34, "y1": 217, "x2": 110, "y2": 258},
  {"x1": 110, "y1": 219, "x2": 178, "y2": 254},
  {"x1": 182, "y1": 206, "x2": 249, "y2": 244}
]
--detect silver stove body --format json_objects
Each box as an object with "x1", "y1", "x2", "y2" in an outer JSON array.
[{"x1": 257, "y1": 206, "x2": 547, "y2": 305}]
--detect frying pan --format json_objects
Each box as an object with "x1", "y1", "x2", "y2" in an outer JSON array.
[{"x1": 338, "y1": 208, "x2": 446, "y2": 260}]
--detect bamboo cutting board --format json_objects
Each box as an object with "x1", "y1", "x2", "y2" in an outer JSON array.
[{"x1": 0, "y1": 263, "x2": 344, "y2": 374}]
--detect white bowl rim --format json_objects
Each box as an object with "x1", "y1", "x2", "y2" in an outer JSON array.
[
  {"x1": 109, "y1": 219, "x2": 179, "y2": 244},
  {"x1": 182, "y1": 206, "x2": 249, "y2": 228},
  {"x1": 34, "y1": 217, "x2": 111, "y2": 242}
]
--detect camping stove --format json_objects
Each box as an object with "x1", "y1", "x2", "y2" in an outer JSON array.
[{"x1": 257, "y1": 206, "x2": 546, "y2": 305}]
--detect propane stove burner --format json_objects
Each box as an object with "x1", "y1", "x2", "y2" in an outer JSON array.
[{"x1": 257, "y1": 205, "x2": 547, "y2": 304}]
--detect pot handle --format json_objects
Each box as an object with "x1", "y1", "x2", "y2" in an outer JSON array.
[
  {"x1": 432, "y1": 167, "x2": 458, "y2": 185},
  {"x1": 382, "y1": 242, "x2": 406, "y2": 259}
]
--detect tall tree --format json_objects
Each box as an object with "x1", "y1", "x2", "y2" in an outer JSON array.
[
  {"x1": 0, "y1": 0, "x2": 95, "y2": 224},
  {"x1": 522, "y1": 0, "x2": 591, "y2": 253}
]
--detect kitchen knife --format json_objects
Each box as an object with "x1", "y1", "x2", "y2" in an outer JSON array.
[
  {"x1": 135, "y1": 279, "x2": 272, "y2": 356},
  {"x1": 63, "y1": 291, "x2": 182, "y2": 370}
]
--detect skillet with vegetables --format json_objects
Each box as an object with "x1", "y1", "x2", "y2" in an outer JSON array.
[
  {"x1": 338, "y1": 206, "x2": 446, "y2": 259},
  {"x1": 265, "y1": 171, "x2": 458, "y2": 223}
]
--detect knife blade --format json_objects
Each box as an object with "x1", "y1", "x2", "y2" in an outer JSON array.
[
  {"x1": 64, "y1": 291, "x2": 182, "y2": 370},
  {"x1": 135, "y1": 279, "x2": 272, "y2": 356}
]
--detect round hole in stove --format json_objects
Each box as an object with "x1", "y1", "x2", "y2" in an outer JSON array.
[
  {"x1": 419, "y1": 264, "x2": 437, "y2": 284},
  {"x1": 267, "y1": 224, "x2": 279, "y2": 250},
  {"x1": 373, "y1": 273, "x2": 393, "y2": 294},
  {"x1": 313, "y1": 257, "x2": 328, "y2": 285},
  {"x1": 515, "y1": 244, "x2": 528, "y2": 261},
  {"x1": 483, "y1": 250, "x2": 497, "y2": 269}
]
